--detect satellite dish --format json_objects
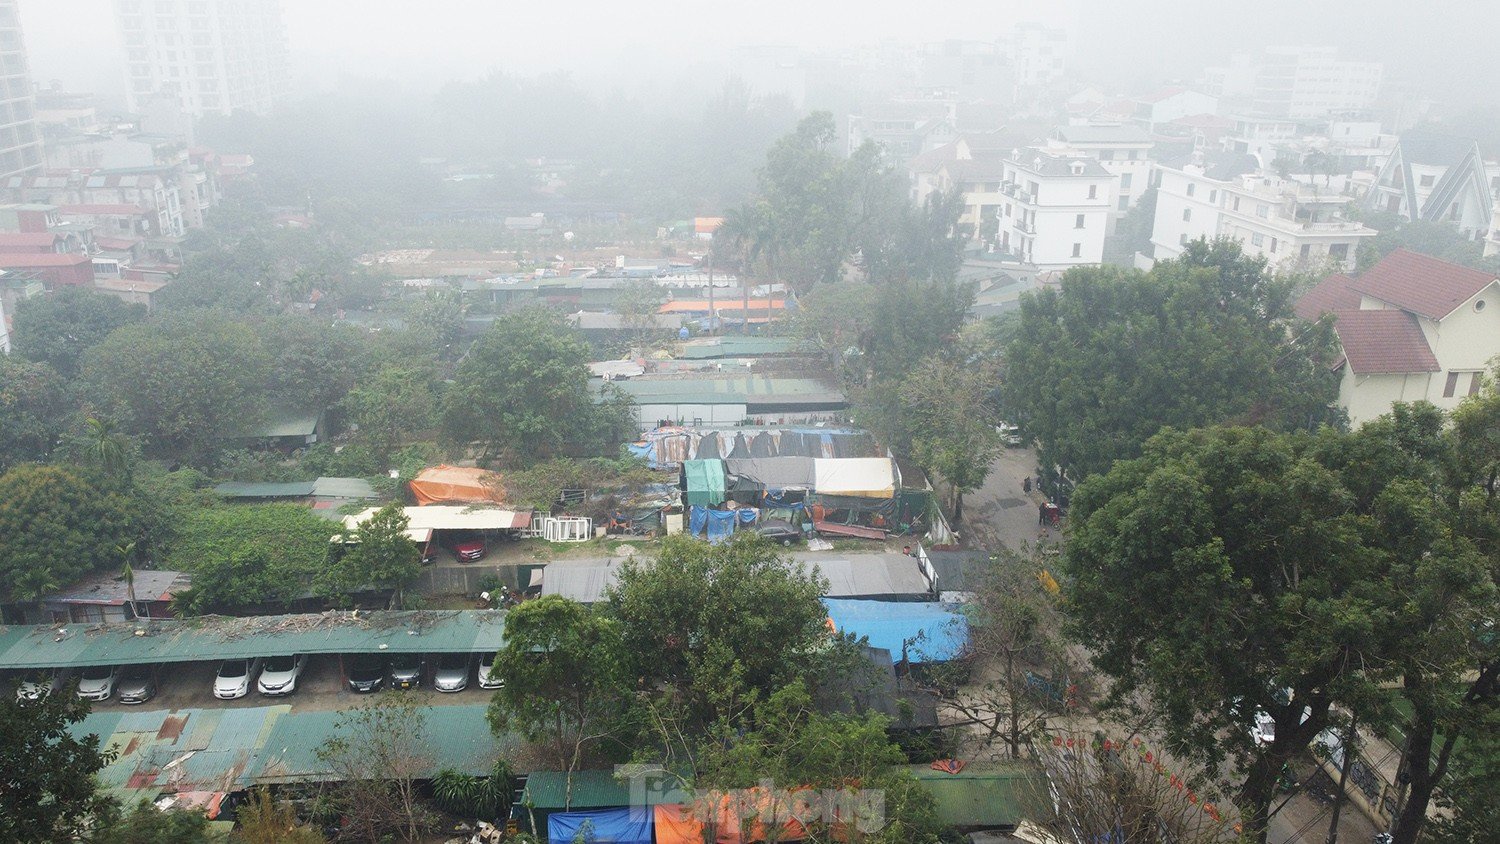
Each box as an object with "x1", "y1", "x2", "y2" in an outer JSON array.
[{"x1": 563, "y1": 231, "x2": 575, "y2": 241}]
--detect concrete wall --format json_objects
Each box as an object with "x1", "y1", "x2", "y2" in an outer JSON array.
[{"x1": 414, "y1": 562, "x2": 543, "y2": 596}]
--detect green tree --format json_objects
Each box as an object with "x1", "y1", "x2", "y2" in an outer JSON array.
[
  {"x1": 486, "y1": 595, "x2": 629, "y2": 807},
  {"x1": 442, "y1": 307, "x2": 628, "y2": 464},
  {"x1": 1355, "y1": 218, "x2": 1499, "y2": 274},
  {"x1": 322, "y1": 504, "x2": 422, "y2": 608},
  {"x1": 0, "y1": 464, "x2": 140, "y2": 601},
  {"x1": 614, "y1": 279, "x2": 670, "y2": 349},
  {"x1": 165, "y1": 504, "x2": 335, "y2": 613},
  {"x1": 403, "y1": 291, "x2": 464, "y2": 360},
  {"x1": 1003, "y1": 239, "x2": 1343, "y2": 485},
  {"x1": 82, "y1": 311, "x2": 271, "y2": 464},
  {"x1": 0, "y1": 354, "x2": 69, "y2": 471},
  {"x1": 259, "y1": 315, "x2": 371, "y2": 411},
  {"x1": 0, "y1": 690, "x2": 116, "y2": 841},
  {"x1": 11, "y1": 286, "x2": 146, "y2": 376},
  {"x1": 342, "y1": 362, "x2": 437, "y2": 463},
  {"x1": 98, "y1": 799, "x2": 211, "y2": 843},
  {"x1": 1061, "y1": 424, "x2": 1450, "y2": 843},
  {"x1": 317, "y1": 695, "x2": 434, "y2": 843},
  {"x1": 893, "y1": 355, "x2": 1002, "y2": 523},
  {"x1": 607, "y1": 535, "x2": 831, "y2": 735}
]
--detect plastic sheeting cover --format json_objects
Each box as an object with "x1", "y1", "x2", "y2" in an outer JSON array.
[
  {"x1": 812, "y1": 458, "x2": 895, "y2": 499},
  {"x1": 683, "y1": 459, "x2": 727, "y2": 506},
  {"x1": 825, "y1": 598, "x2": 968, "y2": 662},
  {"x1": 547, "y1": 807, "x2": 653, "y2": 844},
  {"x1": 408, "y1": 465, "x2": 506, "y2": 505}
]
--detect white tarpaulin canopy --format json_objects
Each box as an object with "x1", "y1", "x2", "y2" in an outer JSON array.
[
  {"x1": 539, "y1": 561, "x2": 622, "y2": 604},
  {"x1": 343, "y1": 505, "x2": 532, "y2": 533},
  {"x1": 812, "y1": 458, "x2": 895, "y2": 499},
  {"x1": 543, "y1": 555, "x2": 929, "y2": 603}
]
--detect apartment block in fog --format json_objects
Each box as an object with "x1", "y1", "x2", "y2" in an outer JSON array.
[
  {"x1": 116, "y1": 0, "x2": 289, "y2": 117},
  {"x1": 0, "y1": 1, "x2": 42, "y2": 181}
]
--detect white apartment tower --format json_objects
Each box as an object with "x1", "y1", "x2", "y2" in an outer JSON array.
[
  {"x1": 0, "y1": 1, "x2": 42, "y2": 181},
  {"x1": 1205, "y1": 47, "x2": 1381, "y2": 119},
  {"x1": 116, "y1": 0, "x2": 289, "y2": 118}
]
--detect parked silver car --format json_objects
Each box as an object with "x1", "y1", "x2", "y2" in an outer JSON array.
[
  {"x1": 477, "y1": 652, "x2": 504, "y2": 690},
  {"x1": 116, "y1": 666, "x2": 157, "y2": 704},
  {"x1": 433, "y1": 653, "x2": 471, "y2": 693}
]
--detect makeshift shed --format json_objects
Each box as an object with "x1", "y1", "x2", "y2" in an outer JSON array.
[
  {"x1": 724, "y1": 457, "x2": 816, "y2": 493},
  {"x1": 908, "y1": 763, "x2": 1038, "y2": 829},
  {"x1": 682, "y1": 459, "x2": 727, "y2": 506},
  {"x1": 825, "y1": 598, "x2": 968, "y2": 663},
  {"x1": 547, "y1": 808, "x2": 652, "y2": 844},
  {"x1": 409, "y1": 465, "x2": 506, "y2": 505}
]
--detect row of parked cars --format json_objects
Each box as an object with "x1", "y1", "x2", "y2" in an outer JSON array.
[{"x1": 14, "y1": 652, "x2": 505, "y2": 705}]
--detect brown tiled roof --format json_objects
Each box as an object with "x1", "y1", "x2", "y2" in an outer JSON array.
[
  {"x1": 1349, "y1": 249, "x2": 1497, "y2": 320},
  {"x1": 1294, "y1": 273, "x2": 1362, "y2": 320},
  {"x1": 1332, "y1": 309, "x2": 1440, "y2": 375}
]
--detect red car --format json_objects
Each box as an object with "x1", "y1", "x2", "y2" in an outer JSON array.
[{"x1": 441, "y1": 530, "x2": 486, "y2": 562}]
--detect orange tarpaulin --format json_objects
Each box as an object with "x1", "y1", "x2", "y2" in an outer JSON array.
[
  {"x1": 408, "y1": 465, "x2": 506, "y2": 506},
  {"x1": 654, "y1": 791, "x2": 809, "y2": 844}
]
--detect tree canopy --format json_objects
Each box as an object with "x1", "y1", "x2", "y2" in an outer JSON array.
[
  {"x1": 322, "y1": 503, "x2": 422, "y2": 608},
  {"x1": 441, "y1": 307, "x2": 630, "y2": 464},
  {"x1": 0, "y1": 691, "x2": 116, "y2": 841},
  {"x1": 0, "y1": 355, "x2": 70, "y2": 472},
  {"x1": 165, "y1": 504, "x2": 335, "y2": 613},
  {"x1": 10, "y1": 287, "x2": 146, "y2": 377},
  {"x1": 1003, "y1": 239, "x2": 1343, "y2": 485},
  {"x1": 0, "y1": 463, "x2": 141, "y2": 601}
]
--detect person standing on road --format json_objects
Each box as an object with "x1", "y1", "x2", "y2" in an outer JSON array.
[{"x1": 1023, "y1": 476, "x2": 1032, "y2": 494}]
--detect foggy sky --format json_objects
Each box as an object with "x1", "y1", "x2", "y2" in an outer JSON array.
[{"x1": 17, "y1": 0, "x2": 1500, "y2": 110}]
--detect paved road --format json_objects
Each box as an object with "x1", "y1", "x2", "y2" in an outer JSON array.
[{"x1": 962, "y1": 445, "x2": 1049, "y2": 552}]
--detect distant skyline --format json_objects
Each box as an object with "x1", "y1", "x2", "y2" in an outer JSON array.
[{"x1": 15, "y1": 0, "x2": 1500, "y2": 112}]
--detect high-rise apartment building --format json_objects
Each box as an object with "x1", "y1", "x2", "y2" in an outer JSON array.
[
  {"x1": 1204, "y1": 47, "x2": 1382, "y2": 119},
  {"x1": 0, "y1": 1, "x2": 43, "y2": 181},
  {"x1": 116, "y1": 0, "x2": 289, "y2": 118}
]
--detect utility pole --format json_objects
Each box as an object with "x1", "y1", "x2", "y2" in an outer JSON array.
[
  {"x1": 742, "y1": 267, "x2": 750, "y2": 336},
  {"x1": 1326, "y1": 714, "x2": 1358, "y2": 844},
  {"x1": 706, "y1": 251, "x2": 715, "y2": 337}
]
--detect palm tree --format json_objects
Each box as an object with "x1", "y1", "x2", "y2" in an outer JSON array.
[
  {"x1": 82, "y1": 417, "x2": 131, "y2": 480},
  {"x1": 118, "y1": 542, "x2": 139, "y2": 619},
  {"x1": 716, "y1": 201, "x2": 779, "y2": 335}
]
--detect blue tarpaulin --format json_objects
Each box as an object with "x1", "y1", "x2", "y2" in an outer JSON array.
[
  {"x1": 547, "y1": 807, "x2": 653, "y2": 844},
  {"x1": 824, "y1": 598, "x2": 968, "y2": 663},
  {"x1": 704, "y1": 508, "x2": 736, "y2": 544}
]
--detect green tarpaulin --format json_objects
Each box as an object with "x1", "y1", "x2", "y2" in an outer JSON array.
[{"x1": 683, "y1": 459, "x2": 726, "y2": 506}]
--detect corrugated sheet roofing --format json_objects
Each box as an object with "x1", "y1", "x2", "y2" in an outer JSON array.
[
  {"x1": 215, "y1": 481, "x2": 317, "y2": 498},
  {"x1": 0, "y1": 610, "x2": 507, "y2": 670},
  {"x1": 607, "y1": 376, "x2": 844, "y2": 406}
]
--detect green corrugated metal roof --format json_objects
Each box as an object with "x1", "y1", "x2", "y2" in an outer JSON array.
[
  {"x1": 75, "y1": 703, "x2": 509, "y2": 800},
  {"x1": 907, "y1": 763, "x2": 1039, "y2": 827},
  {"x1": 215, "y1": 481, "x2": 317, "y2": 498},
  {"x1": 520, "y1": 770, "x2": 670, "y2": 809},
  {"x1": 0, "y1": 610, "x2": 508, "y2": 670},
  {"x1": 605, "y1": 376, "x2": 844, "y2": 405},
  {"x1": 311, "y1": 477, "x2": 378, "y2": 499},
  {"x1": 676, "y1": 336, "x2": 797, "y2": 359}
]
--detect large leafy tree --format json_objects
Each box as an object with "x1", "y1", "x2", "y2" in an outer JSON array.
[
  {"x1": 322, "y1": 504, "x2": 422, "y2": 608},
  {"x1": 165, "y1": 504, "x2": 334, "y2": 613},
  {"x1": 441, "y1": 307, "x2": 629, "y2": 464},
  {"x1": 82, "y1": 311, "x2": 271, "y2": 464},
  {"x1": 892, "y1": 356, "x2": 1002, "y2": 523},
  {"x1": 606, "y1": 535, "x2": 831, "y2": 735},
  {"x1": 0, "y1": 464, "x2": 141, "y2": 601},
  {"x1": 1062, "y1": 424, "x2": 1428, "y2": 843},
  {"x1": 342, "y1": 362, "x2": 438, "y2": 463},
  {"x1": 1003, "y1": 239, "x2": 1343, "y2": 485},
  {"x1": 0, "y1": 355, "x2": 70, "y2": 471},
  {"x1": 258, "y1": 314, "x2": 371, "y2": 411},
  {"x1": 486, "y1": 595, "x2": 629, "y2": 807},
  {"x1": 0, "y1": 689, "x2": 116, "y2": 841},
  {"x1": 10, "y1": 287, "x2": 146, "y2": 377}
]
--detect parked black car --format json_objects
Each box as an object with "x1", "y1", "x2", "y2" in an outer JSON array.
[
  {"x1": 755, "y1": 519, "x2": 803, "y2": 546},
  {"x1": 347, "y1": 654, "x2": 386, "y2": 693}
]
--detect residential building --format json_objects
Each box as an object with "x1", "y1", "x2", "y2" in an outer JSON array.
[
  {"x1": 0, "y1": 292, "x2": 8, "y2": 353},
  {"x1": 1132, "y1": 88, "x2": 1219, "y2": 132},
  {"x1": 1366, "y1": 132, "x2": 1494, "y2": 239},
  {"x1": 1221, "y1": 114, "x2": 1300, "y2": 161},
  {"x1": 1295, "y1": 250, "x2": 1499, "y2": 425},
  {"x1": 1046, "y1": 124, "x2": 1156, "y2": 224},
  {"x1": 26, "y1": 569, "x2": 191, "y2": 624},
  {"x1": 43, "y1": 132, "x2": 221, "y2": 229},
  {"x1": 1004, "y1": 22, "x2": 1070, "y2": 97},
  {"x1": 908, "y1": 132, "x2": 1040, "y2": 249},
  {"x1": 915, "y1": 40, "x2": 1012, "y2": 102},
  {"x1": 116, "y1": 0, "x2": 290, "y2": 117},
  {"x1": 847, "y1": 100, "x2": 957, "y2": 158},
  {"x1": 0, "y1": 0, "x2": 41, "y2": 181},
  {"x1": 994, "y1": 148, "x2": 1112, "y2": 270},
  {"x1": 1151, "y1": 154, "x2": 1375, "y2": 272},
  {"x1": 33, "y1": 85, "x2": 104, "y2": 139},
  {"x1": 0, "y1": 252, "x2": 95, "y2": 288},
  {"x1": 2, "y1": 168, "x2": 187, "y2": 239},
  {"x1": 1205, "y1": 47, "x2": 1382, "y2": 118}
]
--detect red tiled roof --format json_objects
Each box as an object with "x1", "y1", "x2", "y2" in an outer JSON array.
[
  {"x1": 1349, "y1": 248, "x2": 1498, "y2": 320},
  {"x1": 94, "y1": 236, "x2": 142, "y2": 250},
  {"x1": 56, "y1": 204, "x2": 148, "y2": 216},
  {"x1": 1294, "y1": 272, "x2": 1362, "y2": 320},
  {"x1": 0, "y1": 252, "x2": 91, "y2": 267},
  {"x1": 1136, "y1": 86, "x2": 1187, "y2": 103},
  {"x1": 1332, "y1": 309, "x2": 1441, "y2": 375},
  {"x1": 0, "y1": 232, "x2": 62, "y2": 247}
]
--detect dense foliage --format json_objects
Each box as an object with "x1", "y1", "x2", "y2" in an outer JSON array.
[
  {"x1": 0, "y1": 464, "x2": 142, "y2": 601},
  {"x1": 0, "y1": 691, "x2": 116, "y2": 841},
  {"x1": 11, "y1": 287, "x2": 146, "y2": 377},
  {"x1": 0, "y1": 354, "x2": 70, "y2": 471},
  {"x1": 166, "y1": 504, "x2": 336, "y2": 613}
]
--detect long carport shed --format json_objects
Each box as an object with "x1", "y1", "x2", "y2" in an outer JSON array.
[{"x1": 0, "y1": 609, "x2": 507, "y2": 671}]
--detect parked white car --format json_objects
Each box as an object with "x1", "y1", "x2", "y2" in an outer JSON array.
[
  {"x1": 477, "y1": 652, "x2": 504, "y2": 690},
  {"x1": 76, "y1": 665, "x2": 120, "y2": 701},
  {"x1": 256, "y1": 655, "x2": 307, "y2": 696},
  {"x1": 214, "y1": 658, "x2": 263, "y2": 700}
]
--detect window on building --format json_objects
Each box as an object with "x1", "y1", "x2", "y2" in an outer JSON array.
[
  {"x1": 1118, "y1": 196, "x2": 1130, "y2": 211},
  {"x1": 1444, "y1": 371, "x2": 1462, "y2": 398},
  {"x1": 1270, "y1": 237, "x2": 1278, "y2": 252},
  {"x1": 1256, "y1": 204, "x2": 1270, "y2": 218},
  {"x1": 1075, "y1": 214, "x2": 1085, "y2": 228},
  {"x1": 1209, "y1": 189, "x2": 1218, "y2": 203},
  {"x1": 1329, "y1": 243, "x2": 1349, "y2": 261},
  {"x1": 1120, "y1": 173, "x2": 1133, "y2": 190},
  {"x1": 1419, "y1": 174, "x2": 1435, "y2": 188},
  {"x1": 1233, "y1": 196, "x2": 1241, "y2": 211},
  {"x1": 1450, "y1": 203, "x2": 1461, "y2": 221},
  {"x1": 1182, "y1": 209, "x2": 1192, "y2": 222},
  {"x1": 1027, "y1": 180, "x2": 1040, "y2": 198},
  {"x1": 1179, "y1": 233, "x2": 1189, "y2": 246},
  {"x1": 1088, "y1": 184, "x2": 1097, "y2": 199},
  {"x1": 1186, "y1": 183, "x2": 1196, "y2": 198},
  {"x1": 1472, "y1": 372, "x2": 1486, "y2": 396},
  {"x1": 1072, "y1": 242, "x2": 1082, "y2": 257},
  {"x1": 1251, "y1": 233, "x2": 1265, "y2": 246}
]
